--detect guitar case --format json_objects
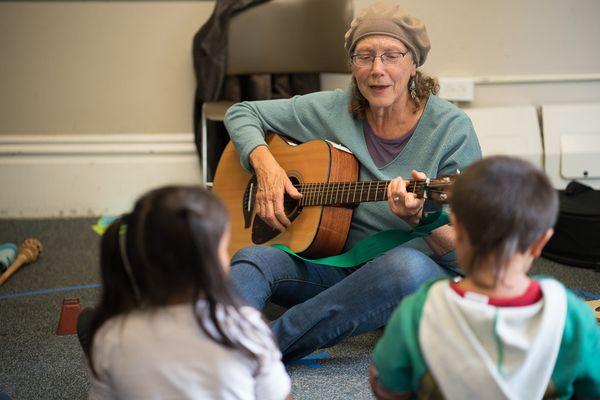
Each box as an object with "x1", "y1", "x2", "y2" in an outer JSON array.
[{"x1": 542, "y1": 181, "x2": 600, "y2": 270}]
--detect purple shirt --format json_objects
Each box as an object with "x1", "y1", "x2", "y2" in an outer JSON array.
[{"x1": 363, "y1": 120, "x2": 416, "y2": 168}]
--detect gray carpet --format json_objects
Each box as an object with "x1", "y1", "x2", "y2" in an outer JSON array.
[
  {"x1": 0, "y1": 218, "x2": 598, "y2": 399},
  {"x1": 0, "y1": 218, "x2": 100, "y2": 400}
]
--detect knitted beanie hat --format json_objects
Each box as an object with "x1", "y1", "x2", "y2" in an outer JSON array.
[{"x1": 344, "y1": 3, "x2": 431, "y2": 66}]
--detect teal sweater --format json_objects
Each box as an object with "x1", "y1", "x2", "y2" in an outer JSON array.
[{"x1": 224, "y1": 89, "x2": 481, "y2": 254}]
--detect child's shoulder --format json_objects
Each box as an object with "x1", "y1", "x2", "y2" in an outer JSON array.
[
  {"x1": 533, "y1": 275, "x2": 599, "y2": 344},
  {"x1": 533, "y1": 275, "x2": 595, "y2": 313}
]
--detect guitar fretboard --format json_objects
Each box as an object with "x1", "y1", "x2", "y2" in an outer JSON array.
[{"x1": 294, "y1": 180, "x2": 425, "y2": 206}]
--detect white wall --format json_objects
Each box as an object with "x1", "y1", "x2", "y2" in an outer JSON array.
[
  {"x1": 0, "y1": 1, "x2": 213, "y2": 217},
  {"x1": 324, "y1": 0, "x2": 600, "y2": 107},
  {"x1": 1, "y1": 0, "x2": 599, "y2": 135},
  {"x1": 0, "y1": 134, "x2": 202, "y2": 217},
  {"x1": 0, "y1": 1, "x2": 214, "y2": 135}
]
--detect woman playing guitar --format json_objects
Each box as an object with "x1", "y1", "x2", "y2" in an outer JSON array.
[{"x1": 222, "y1": 3, "x2": 481, "y2": 363}]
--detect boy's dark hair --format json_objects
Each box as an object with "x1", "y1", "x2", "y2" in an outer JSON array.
[
  {"x1": 85, "y1": 186, "x2": 261, "y2": 373},
  {"x1": 450, "y1": 156, "x2": 558, "y2": 284}
]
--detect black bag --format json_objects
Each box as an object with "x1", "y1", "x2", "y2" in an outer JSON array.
[{"x1": 542, "y1": 181, "x2": 600, "y2": 270}]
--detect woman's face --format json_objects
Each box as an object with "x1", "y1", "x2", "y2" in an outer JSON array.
[{"x1": 352, "y1": 35, "x2": 417, "y2": 111}]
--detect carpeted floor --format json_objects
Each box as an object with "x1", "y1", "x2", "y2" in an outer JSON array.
[{"x1": 0, "y1": 218, "x2": 598, "y2": 399}]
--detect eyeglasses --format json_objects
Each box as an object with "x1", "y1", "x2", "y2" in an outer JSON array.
[{"x1": 350, "y1": 51, "x2": 408, "y2": 67}]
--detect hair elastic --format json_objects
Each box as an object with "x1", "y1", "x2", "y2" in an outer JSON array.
[{"x1": 118, "y1": 222, "x2": 143, "y2": 302}]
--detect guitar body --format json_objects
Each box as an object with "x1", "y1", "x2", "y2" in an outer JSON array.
[{"x1": 212, "y1": 134, "x2": 359, "y2": 258}]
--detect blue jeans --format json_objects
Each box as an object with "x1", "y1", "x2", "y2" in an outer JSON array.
[{"x1": 230, "y1": 245, "x2": 458, "y2": 362}]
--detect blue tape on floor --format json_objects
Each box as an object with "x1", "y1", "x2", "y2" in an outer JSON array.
[
  {"x1": 288, "y1": 352, "x2": 329, "y2": 368},
  {"x1": 0, "y1": 283, "x2": 101, "y2": 300},
  {"x1": 570, "y1": 288, "x2": 600, "y2": 300}
]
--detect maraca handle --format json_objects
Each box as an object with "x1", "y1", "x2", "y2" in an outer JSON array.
[{"x1": 0, "y1": 238, "x2": 42, "y2": 287}]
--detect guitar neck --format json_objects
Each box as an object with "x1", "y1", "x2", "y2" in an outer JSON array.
[{"x1": 296, "y1": 179, "x2": 431, "y2": 206}]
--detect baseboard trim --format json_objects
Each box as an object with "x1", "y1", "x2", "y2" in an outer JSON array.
[{"x1": 0, "y1": 133, "x2": 203, "y2": 218}]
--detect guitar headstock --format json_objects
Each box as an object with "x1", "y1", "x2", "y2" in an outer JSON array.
[{"x1": 409, "y1": 174, "x2": 457, "y2": 204}]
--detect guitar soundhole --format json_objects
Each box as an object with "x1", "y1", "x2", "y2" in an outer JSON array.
[{"x1": 251, "y1": 176, "x2": 302, "y2": 244}]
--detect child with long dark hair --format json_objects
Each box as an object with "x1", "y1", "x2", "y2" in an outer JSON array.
[
  {"x1": 83, "y1": 186, "x2": 291, "y2": 399},
  {"x1": 369, "y1": 156, "x2": 600, "y2": 399}
]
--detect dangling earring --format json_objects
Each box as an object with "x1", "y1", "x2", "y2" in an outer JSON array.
[{"x1": 409, "y1": 77, "x2": 417, "y2": 100}]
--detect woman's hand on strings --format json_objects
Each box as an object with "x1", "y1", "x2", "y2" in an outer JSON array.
[
  {"x1": 250, "y1": 146, "x2": 302, "y2": 232},
  {"x1": 387, "y1": 170, "x2": 425, "y2": 227}
]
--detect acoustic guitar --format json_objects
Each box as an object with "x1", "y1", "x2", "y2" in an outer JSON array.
[{"x1": 212, "y1": 134, "x2": 455, "y2": 258}]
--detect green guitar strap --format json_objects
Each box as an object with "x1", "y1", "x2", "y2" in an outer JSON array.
[{"x1": 272, "y1": 211, "x2": 449, "y2": 267}]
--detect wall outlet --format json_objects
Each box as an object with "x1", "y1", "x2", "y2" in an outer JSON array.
[{"x1": 438, "y1": 77, "x2": 475, "y2": 102}]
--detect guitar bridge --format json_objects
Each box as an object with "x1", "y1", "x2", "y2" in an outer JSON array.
[{"x1": 242, "y1": 176, "x2": 257, "y2": 229}]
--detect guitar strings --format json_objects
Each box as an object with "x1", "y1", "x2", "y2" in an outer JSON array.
[
  {"x1": 272, "y1": 189, "x2": 450, "y2": 206},
  {"x1": 256, "y1": 185, "x2": 449, "y2": 192},
  {"x1": 289, "y1": 182, "x2": 450, "y2": 195},
  {"x1": 256, "y1": 184, "x2": 450, "y2": 196},
  {"x1": 290, "y1": 181, "x2": 452, "y2": 190},
  {"x1": 290, "y1": 180, "x2": 452, "y2": 188},
  {"x1": 254, "y1": 180, "x2": 452, "y2": 206}
]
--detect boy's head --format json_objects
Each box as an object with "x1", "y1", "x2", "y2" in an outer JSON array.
[{"x1": 450, "y1": 156, "x2": 558, "y2": 282}]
